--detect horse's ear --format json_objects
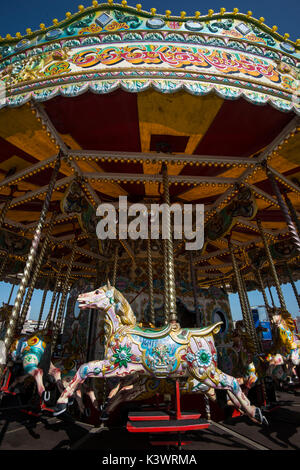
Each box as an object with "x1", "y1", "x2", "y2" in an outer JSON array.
[{"x1": 107, "y1": 279, "x2": 111, "y2": 290}]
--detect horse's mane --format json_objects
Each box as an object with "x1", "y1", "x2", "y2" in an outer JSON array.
[{"x1": 102, "y1": 285, "x2": 136, "y2": 327}]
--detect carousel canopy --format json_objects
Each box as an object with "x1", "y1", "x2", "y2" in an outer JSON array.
[{"x1": 0, "y1": 3, "x2": 299, "y2": 290}]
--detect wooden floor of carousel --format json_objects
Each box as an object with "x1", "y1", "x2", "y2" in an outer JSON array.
[{"x1": 0, "y1": 385, "x2": 299, "y2": 451}]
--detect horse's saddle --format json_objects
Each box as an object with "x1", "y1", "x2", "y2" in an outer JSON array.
[
  {"x1": 129, "y1": 324, "x2": 172, "y2": 339},
  {"x1": 128, "y1": 321, "x2": 223, "y2": 343}
]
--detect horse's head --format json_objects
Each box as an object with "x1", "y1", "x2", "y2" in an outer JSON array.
[{"x1": 77, "y1": 285, "x2": 113, "y2": 311}]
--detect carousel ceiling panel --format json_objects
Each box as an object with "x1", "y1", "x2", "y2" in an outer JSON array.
[
  {"x1": 278, "y1": 132, "x2": 300, "y2": 166},
  {"x1": 0, "y1": 106, "x2": 57, "y2": 161},
  {"x1": 137, "y1": 90, "x2": 224, "y2": 154},
  {"x1": 76, "y1": 160, "x2": 128, "y2": 198},
  {"x1": 6, "y1": 209, "x2": 41, "y2": 223},
  {"x1": 176, "y1": 185, "x2": 224, "y2": 202},
  {"x1": 193, "y1": 99, "x2": 295, "y2": 157},
  {"x1": 43, "y1": 90, "x2": 141, "y2": 152}
]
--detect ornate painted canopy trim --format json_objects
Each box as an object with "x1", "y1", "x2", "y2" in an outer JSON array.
[
  {"x1": 0, "y1": 4, "x2": 298, "y2": 113},
  {"x1": 3, "y1": 78, "x2": 298, "y2": 114}
]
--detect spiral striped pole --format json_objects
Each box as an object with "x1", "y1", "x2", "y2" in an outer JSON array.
[
  {"x1": 285, "y1": 263, "x2": 300, "y2": 309},
  {"x1": 0, "y1": 151, "x2": 61, "y2": 377},
  {"x1": 255, "y1": 268, "x2": 272, "y2": 321},
  {"x1": 17, "y1": 212, "x2": 57, "y2": 332},
  {"x1": 189, "y1": 251, "x2": 201, "y2": 327},
  {"x1": 37, "y1": 278, "x2": 50, "y2": 330},
  {"x1": 162, "y1": 163, "x2": 177, "y2": 324},
  {"x1": 112, "y1": 244, "x2": 119, "y2": 287},
  {"x1": 45, "y1": 261, "x2": 63, "y2": 328},
  {"x1": 147, "y1": 237, "x2": 155, "y2": 326},
  {"x1": 283, "y1": 191, "x2": 300, "y2": 236},
  {"x1": 267, "y1": 169, "x2": 300, "y2": 255},
  {"x1": 257, "y1": 218, "x2": 287, "y2": 311},
  {"x1": 52, "y1": 243, "x2": 76, "y2": 348}
]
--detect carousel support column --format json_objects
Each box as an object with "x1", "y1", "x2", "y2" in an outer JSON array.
[
  {"x1": 0, "y1": 256, "x2": 8, "y2": 281},
  {"x1": 7, "y1": 283, "x2": 15, "y2": 305},
  {"x1": 52, "y1": 243, "x2": 76, "y2": 349},
  {"x1": 163, "y1": 239, "x2": 170, "y2": 325},
  {"x1": 112, "y1": 245, "x2": 119, "y2": 287},
  {"x1": 257, "y1": 219, "x2": 287, "y2": 311},
  {"x1": 162, "y1": 163, "x2": 177, "y2": 325},
  {"x1": 267, "y1": 282, "x2": 276, "y2": 308},
  {"x1": 240, "y1": 274, "x2": 262, "y2": 354},
  {"x1": 189, "y1": 252, "x2": 201, "y2": 327},
  {"x1": 17, "y1": 212, "x2": 57, "y2": 332},
  {"x1": 37, "y1": 278, "x2": 50, "y2": 330},
  {"x1": 255, "y1": 268, "x2": 272, "y2": 322},
  {"x1": 283, "y1": 191, "x2": 300, "y2": 236},
  {"x1": 266, "y1": 168, "x2": 300, "y2": 255},
  {"x1": 228, "y1": 239, "x2": 253, "y2": 342},
  {"x1": 45, "y1": 262, "x2": 63, "y2": 328},
  {"x1": 0, "y1": 151, "x2": 62, "y2": 378},
  {"x1": 147, "y1": 237, "x2": 155, "y2": 326},
  {"x1": 285, "y1": 263, "x2": 300, "y2": 309}
]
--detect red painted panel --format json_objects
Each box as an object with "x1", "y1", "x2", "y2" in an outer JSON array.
[
  {"x1": 43, "y1": 90, "x2": 141, "y2": 152},
  {"x1": 194, "y1": 99, "x2": 295, "y2": 157}
]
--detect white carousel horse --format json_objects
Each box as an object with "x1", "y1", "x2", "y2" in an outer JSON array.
[{"x1": 53, "y1": 284, "x2": 268, "y2": 425}]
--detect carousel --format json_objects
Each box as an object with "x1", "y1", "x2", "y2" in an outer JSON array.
[{"x1": 0, "y1": 1, "x2": 299, "y2": 450}]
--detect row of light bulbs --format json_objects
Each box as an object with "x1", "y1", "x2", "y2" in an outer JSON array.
[{"x1": 1, "y1": 2, "x2": 297, "y2": 45}]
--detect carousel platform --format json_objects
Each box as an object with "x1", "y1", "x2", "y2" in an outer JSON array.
[{"x1": 0, "y1": 391, "x2": 299, "y2": 452}]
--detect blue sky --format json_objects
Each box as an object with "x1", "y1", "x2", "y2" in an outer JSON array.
[
  {"x1": 0, "y1": 0, "x2": 299, "y2": 322},
  {"x1": 0, "y1": 0, "x2": 299, "y2": 41},
  {"x1": 1, "y1": 279, "x2": 299, "y2": 322}
]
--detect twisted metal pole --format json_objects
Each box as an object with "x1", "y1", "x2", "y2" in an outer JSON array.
[
  {"x1": 257, "y1": 218, "x2": 287, "y2": 310},
  {"x1": 228, "y1": 240, "x2": 253, "y2": 341},
  {"x1": 52, "y1": 243, "x2": 76, "y2": 348},
  {"x1": 0, "y1": 256, "x2": 8, "y2": 281},
  {"x1": 162, "y1": 163, "x2": 177, "y2": 324},
  {"x1": 147, "y1": 237, "x2": 155, "y2": 326},
  {"x1": 189, "y1": 251, "x2": 201, "y2": 327},
  {"x1": 36, "y1": 278, "x2": 50, "y2": 330},
  {"x1": 7, "y1": 283, "x2": 15, "y2": 305},
  {"x1": 17, "y1": 212, "x2": 57, "y2": 332},
  {"x1": 283, "y1": 191, "x2": 300, "y2": 236},
  {"x1": 285, "y1": 263, "x2": 300, "y2": 309},
  {"x1": 112, "y1": 244, "x2": 118, "y2": 287},
  {"x1": 255, "y1": 268, "x2": 272, "y2": 322},
  {"x1": 0, "y1": 151, "x2": 61, "y2": 376},
  {"x1": 267, "y1": 282, "x2": 276, "y2": 308},
  {"x1": 267, "y1": 169, "x2": 300, "y2": 255},
  {"x1": 45, "y1": 262, "x2": 63, "y2": 328},
  {"x1": 0, "y1": 197, "x2": 12, "y2": 229}
]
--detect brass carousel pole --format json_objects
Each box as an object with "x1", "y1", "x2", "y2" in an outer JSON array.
[
  {"x1": 147, "y1": 237, "x2": 155, "y2": 326},
  {"x1": 17, "y1": 212, "x2": 57, "y2": 333},
  {"x1": 162, "y1": 163, "x2": 177, "y2": 325},
  {"x1": 285, "y1": 263, "x2": 300, "y2": 309},
  {"x1": 257, "y1": 219, "x2": 287, "y2": 311},
  {"x1": 112, "y1": 244, "x2": 119, "y2": 287},
  {"x1": 0, "y1": 256, "x2": 8, "y2": 281},
  {"x1": 266, "y1": 168, "x2": 300, "y2": 255},
  {"x1": 7, "y1": 283, "x2": 15, "y2": 305},
  {"x1": 228, "y1": 239, "x2": 254, "y2": 342},
  {"x1": 283, "y1": 192, "x2": 300, "y2": 236},
  {"x1": 0, "y1": 151, "x2": 62, "y2": 378},
  {"x1": 255, "y1": 268, "x2": 272, "y2": 321},
  {"x1": 45, "y1": 261, "x2": 63, "y2": 328},
  {"x1": 52, "y1": 243, "x2": 76, "y2": 348},
  {"x1": 267, "y1": 282, "x2": 276, "y2": 308},
  {"x1": 37, "y1": 278, "x2": 50, "y2": 330},
  {"x1": 189, "y1": 252, "x2": 201, "y2": 327}
]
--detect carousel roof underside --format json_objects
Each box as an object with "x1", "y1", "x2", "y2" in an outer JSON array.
[{"x1": 0, "y1": 4, "x2": 299, "y2": 292}]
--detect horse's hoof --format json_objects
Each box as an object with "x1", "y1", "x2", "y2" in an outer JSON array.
[
  {"x1": 254, "y1": 408, "x2": 269, "y2": 426},
  {"x1": 53, "y1": 403, "x2": 68, "y2": 416}
]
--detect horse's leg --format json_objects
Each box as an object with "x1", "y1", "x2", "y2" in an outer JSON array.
[
  {"x1": 53, "y1": 360, "x2": 110, "y2": 415},
  {"x1": 48, "y1": 362, "x2": 64, "y2": 393},
  {"x1": 203, "y1": 369, "x2": 268, "y2": 425}
]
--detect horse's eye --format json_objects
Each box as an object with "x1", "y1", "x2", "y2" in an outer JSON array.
[{"x1": 95, "y1": 290, "x2": 100, "y2": 295}]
